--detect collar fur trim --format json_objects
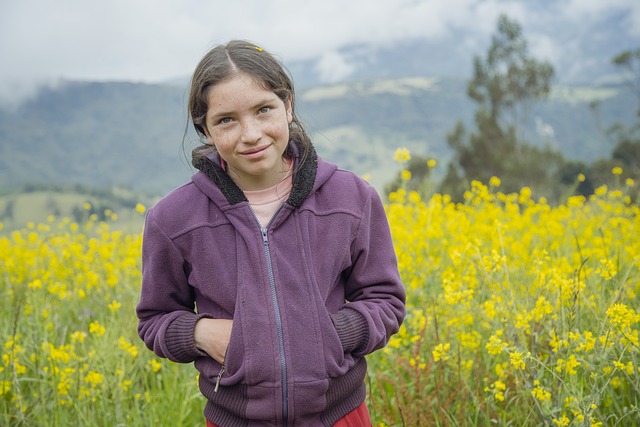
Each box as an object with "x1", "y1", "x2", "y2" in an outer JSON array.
[{"x1": 191, "y1": 141, "x2": 317, "y2": 208}]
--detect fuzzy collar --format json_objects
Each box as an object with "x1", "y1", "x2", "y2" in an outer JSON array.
[{"x1": 191, "y1": 141, "x2": 318, "y2": 209}]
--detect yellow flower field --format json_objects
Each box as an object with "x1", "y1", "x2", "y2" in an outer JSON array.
[{"x1": 1, "y1": 177, "x2": 639, "y2": 425}]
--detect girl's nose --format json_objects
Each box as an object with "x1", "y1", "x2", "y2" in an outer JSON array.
[{"x1": 240, "y1": 118, "x2": 261, "y2": 144}]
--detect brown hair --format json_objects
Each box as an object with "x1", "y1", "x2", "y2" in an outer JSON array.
[{"x1": 187, "y1": 40, "x2": 311, "y2": 162}]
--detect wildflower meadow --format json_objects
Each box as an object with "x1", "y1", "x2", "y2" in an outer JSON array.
[{"x1": 1, "y1": 160, "x2": 639, "y2": 426}]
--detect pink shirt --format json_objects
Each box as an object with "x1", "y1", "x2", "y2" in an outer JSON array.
[{"x1": 243, "y1": 164, "x2": 293, "y2": 227}]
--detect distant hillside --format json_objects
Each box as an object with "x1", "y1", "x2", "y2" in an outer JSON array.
[
  {"x1": 0, "y1": 77, "x2": 636, "y2": 195},
  {"x1": 0, "y1": 186, "x2": 153, "y2": 232}
]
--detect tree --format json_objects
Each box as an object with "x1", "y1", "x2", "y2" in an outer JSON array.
[
  {"x1": 440, "y1": 14, "x2": 562, "y2": 201},
  {"x1": 384, "y1": 154, "x2": 437, "y2": 199},
  {"x1": 612, "y1": 48, "x2": 640, "y2": 105},
  {"x1": 610, "y1": 48, "x2": 640, "y2": 175}
]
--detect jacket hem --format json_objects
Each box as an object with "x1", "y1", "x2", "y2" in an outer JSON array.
[{"x1": 201, "y1": 358, "x2": 368, "y2": 426}]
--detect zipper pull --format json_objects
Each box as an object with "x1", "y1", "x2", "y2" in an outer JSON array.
[
  {"x1": 214, "y1": 365, "x2": 225, "y2": 393},
  {"x1": 261, "y1": 227, "x2": 269, "y2": 244}
]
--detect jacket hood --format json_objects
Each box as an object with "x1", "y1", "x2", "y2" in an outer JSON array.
[{"x1": 191, "y1": 140, "x2": 336, "y2": 208}]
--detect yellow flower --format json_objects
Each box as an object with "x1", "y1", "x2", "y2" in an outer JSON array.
[
  {"x1": 393, "y1": 147, "x2": 411, "y2": 164},
  {"x1": 556, "y1": 355, "x2": 581, "y2": 375},
  {"x1": 28, "y1": 279, "x2": 42, "y2": 289},
  {"x1": 489, "y1": 176, "x2": 501, "y2": 187},
  {"x1": 491, "y1": 380, "x2": 506, "y2": 402},
  {"x1": 611, "y1": 166, "x2": 623, "y2": 175},
  {"x1": 427, "y1": 159, "x2": 437, "y2": 168},
  {"x1": 552, "y1": 415, "x2": 570, "y2": 426},
  {"x1": 589, "y1": 418, "x2": 603, "y2": 427},
  {"x1": 108, "y1": 300, "x2": 122, "y2": 312},
  {"x1": 71, "y1": 331, "x2": 87, "y2": 344},
  {"x1": 148, "y1": 359, "x2": 162, "y2": 373},
  {"x1": 594, "y1": 185, "x2": 608, "y2": 196},
  {"x1": 567, "y1": 195, "x2": 585, "y2": 208},
  {"x1": 607, "y1": 303, "x2": 640, "y2": 330},
  {"x1": 486, "y1": 334, "x2": 505, "y2": 355},
  {"x1": 118, "y1": 337, "x2": 139, "y2": 358},
  {"x1": 89, "y1": 321, "x2": 106, "y2": 337},
  {"x1": 401, "y1": 170, "x2": 411, "y2": 181},
  {"x1": 84, "y1": 371, "x2": 104, "y2": 386},
  {"x1": 432, "y1": 342, "x2": 451, "y2": 362},
  {"x1": 531, "y1": 382, "x2": 551, "y2": 402},
  {"x1": 120, "y1": 379, "x2": 133, "y2": 392},
  {"x1": 0, "y1": 380, "x2": 10, "y2": 396},
  {"x1": 509, "y1": 351, "x2": 526, "y2": 370},
  {"x1": 408, "y1": 191, "x2": 421, "y2": 204},
  {"x1": 135, "y1": 203, "x2": 146, "y2": 214}
]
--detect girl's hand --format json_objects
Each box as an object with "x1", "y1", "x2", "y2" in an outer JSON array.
[{"x1": 193, "y1": 318, "x2": 233, "y2": 364}]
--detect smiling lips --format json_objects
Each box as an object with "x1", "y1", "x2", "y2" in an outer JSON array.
[{"x1": 240, "y1": 145, "x2": 271, "y2": 157}]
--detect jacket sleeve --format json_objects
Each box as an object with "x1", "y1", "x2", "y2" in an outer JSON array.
[
  {"x1": 136, "y1": 207, "x2": 210, "y2": 363},
  {"x1": 331, "y1": 183, "x2": 406, "y2": 357}
]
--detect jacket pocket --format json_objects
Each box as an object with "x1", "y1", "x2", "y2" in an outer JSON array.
[
  {"x1": 218, "y1": 312, "x2": 245, "y2": 384},
  {"x1": 318, "y1": 304, "x2": 353, "y2": 377},
  {"x1": 220, "y1": 281, "x2": 280, "y2": 387}
]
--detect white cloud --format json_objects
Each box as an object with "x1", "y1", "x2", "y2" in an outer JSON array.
[
  {"x1": 314, "y1": 51, "x2": 357, "y2": 83},
  {"x1": 0, "y1": 0, "x2": 638, "y2": 104}
]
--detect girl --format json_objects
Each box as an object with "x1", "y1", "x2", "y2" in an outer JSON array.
[{"x1": 136, "y1": 40, "x2": 405, "y2": 427}]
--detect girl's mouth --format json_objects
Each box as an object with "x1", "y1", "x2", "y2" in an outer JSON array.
[{"x1": 241, "y1": 145, "x2": 270, "y2": 157}]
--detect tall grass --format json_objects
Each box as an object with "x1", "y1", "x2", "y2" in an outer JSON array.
[
  {"x1": 367, "y1": 173, "x2": 639, "y2": 426},
  {"x1": 1, "y1": 172, "x2": 639, "y2": 426}
]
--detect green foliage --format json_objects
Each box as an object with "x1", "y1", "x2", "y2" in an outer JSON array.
[
  {"x1": 431, "y1": 15, "x2": 640, "y2": 205},
  {"x1": 0, "y1": 74, "x2": 636, "y2": 198},
  {"x1": 437, "y1": 14, "x2": 570, "y2": 202},
  {"x1": 384, "y1": 154, "x2": 437, "y2": 199},
  {"x1": 468, "y1": 15, "x2": 554, "y2": 127},
  {"x1": 612, "y1": 48, "x2": 640, "y2": 106},
  {"x1": 0, "y1": 184, "x2": 152, "y2": 232}
]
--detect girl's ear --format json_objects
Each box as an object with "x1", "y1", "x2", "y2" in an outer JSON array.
[{"x1": 286, "y1": 96, "x2": 293, "y2": 124}]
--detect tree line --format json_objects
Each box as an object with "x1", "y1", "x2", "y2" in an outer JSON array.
[{"x1": 386, "y1": 14, "x2": 640, "y2": 204}]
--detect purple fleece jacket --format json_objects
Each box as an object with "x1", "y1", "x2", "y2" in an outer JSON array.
[{"x1": 136, "y1": 142, "x2": 405, "y2": 426}]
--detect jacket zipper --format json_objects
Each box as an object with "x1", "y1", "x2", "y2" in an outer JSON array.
[
  {"x1": 261, "y1": 225, "x2": 289, "y2": 425},
  {"x1": 214, "y1": 365, "x2": 225, "y2": 393}
]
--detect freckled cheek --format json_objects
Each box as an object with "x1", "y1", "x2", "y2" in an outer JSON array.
[
  {"x1": 208, "y1": 133, "x2": 236, "y2": 153},
  {"x1": 209, "y1": 126, "x2": 239, "y2": 143},
  {"x1": 265, "y1": 121, "x2": 290, "y2": 140}
]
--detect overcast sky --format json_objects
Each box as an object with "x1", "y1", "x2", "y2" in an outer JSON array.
[{"x1": 1, "y1": 0, "x2": 639, "y2": 104}]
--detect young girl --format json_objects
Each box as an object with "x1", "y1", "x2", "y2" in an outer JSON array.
[{"x1": 136, "y1": 40, "x2": 405, "y2": 426}]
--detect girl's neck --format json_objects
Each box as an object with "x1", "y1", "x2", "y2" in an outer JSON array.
[{"x1": 226, "y1": 156, "x2": 292, "y2": 191}]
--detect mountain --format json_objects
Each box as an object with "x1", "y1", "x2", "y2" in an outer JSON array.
[
  {"x1": 286, "y1": 10, "x2": 637, "y2": 89},
  {"x1": 0, "y1": 76, "x2": 635, "y2": 195}
]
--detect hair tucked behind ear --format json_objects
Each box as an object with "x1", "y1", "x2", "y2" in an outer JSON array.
[{"x1": 186, "y1": 40, "x2": 312, "y2": 166}]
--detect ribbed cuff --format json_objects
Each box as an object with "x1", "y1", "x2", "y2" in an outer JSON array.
[
  {"x1": 331, "y1": 308, "x2": 369, "y2": 354},
  {"x1": 165, "y1": 312, "x2": 210, "y2": 362}
]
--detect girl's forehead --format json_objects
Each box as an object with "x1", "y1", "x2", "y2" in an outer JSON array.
[
  {"x1": 217, "y1": 71, "x2": 268, "y2": 91},
  {"x1": 205, "y1": 73, "x2": 284, "y2": 115},
  {"x1": 206, "y1": 73, "x2": 269, "y2": 100}
]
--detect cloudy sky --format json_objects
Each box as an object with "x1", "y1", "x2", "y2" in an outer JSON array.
[{"x1": 1, "y1": 0, "x2": 639, "y2": 104}]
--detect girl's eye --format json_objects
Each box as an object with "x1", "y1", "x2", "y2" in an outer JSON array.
[
  {"x1": 259, "y1": 106, "x2": 271, "y2": 114},
  {"x1": 219, "y1": 117, "x2": 232, "y2": 124}
]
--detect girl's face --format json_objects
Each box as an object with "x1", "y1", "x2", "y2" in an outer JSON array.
[{"x1": 204, "y1": 72, "x2": 293, "y2": 191}]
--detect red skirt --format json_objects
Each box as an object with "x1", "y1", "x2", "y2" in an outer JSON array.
[{"x1": 206, "y1": 402, "x2": 372, "y2": 427}]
